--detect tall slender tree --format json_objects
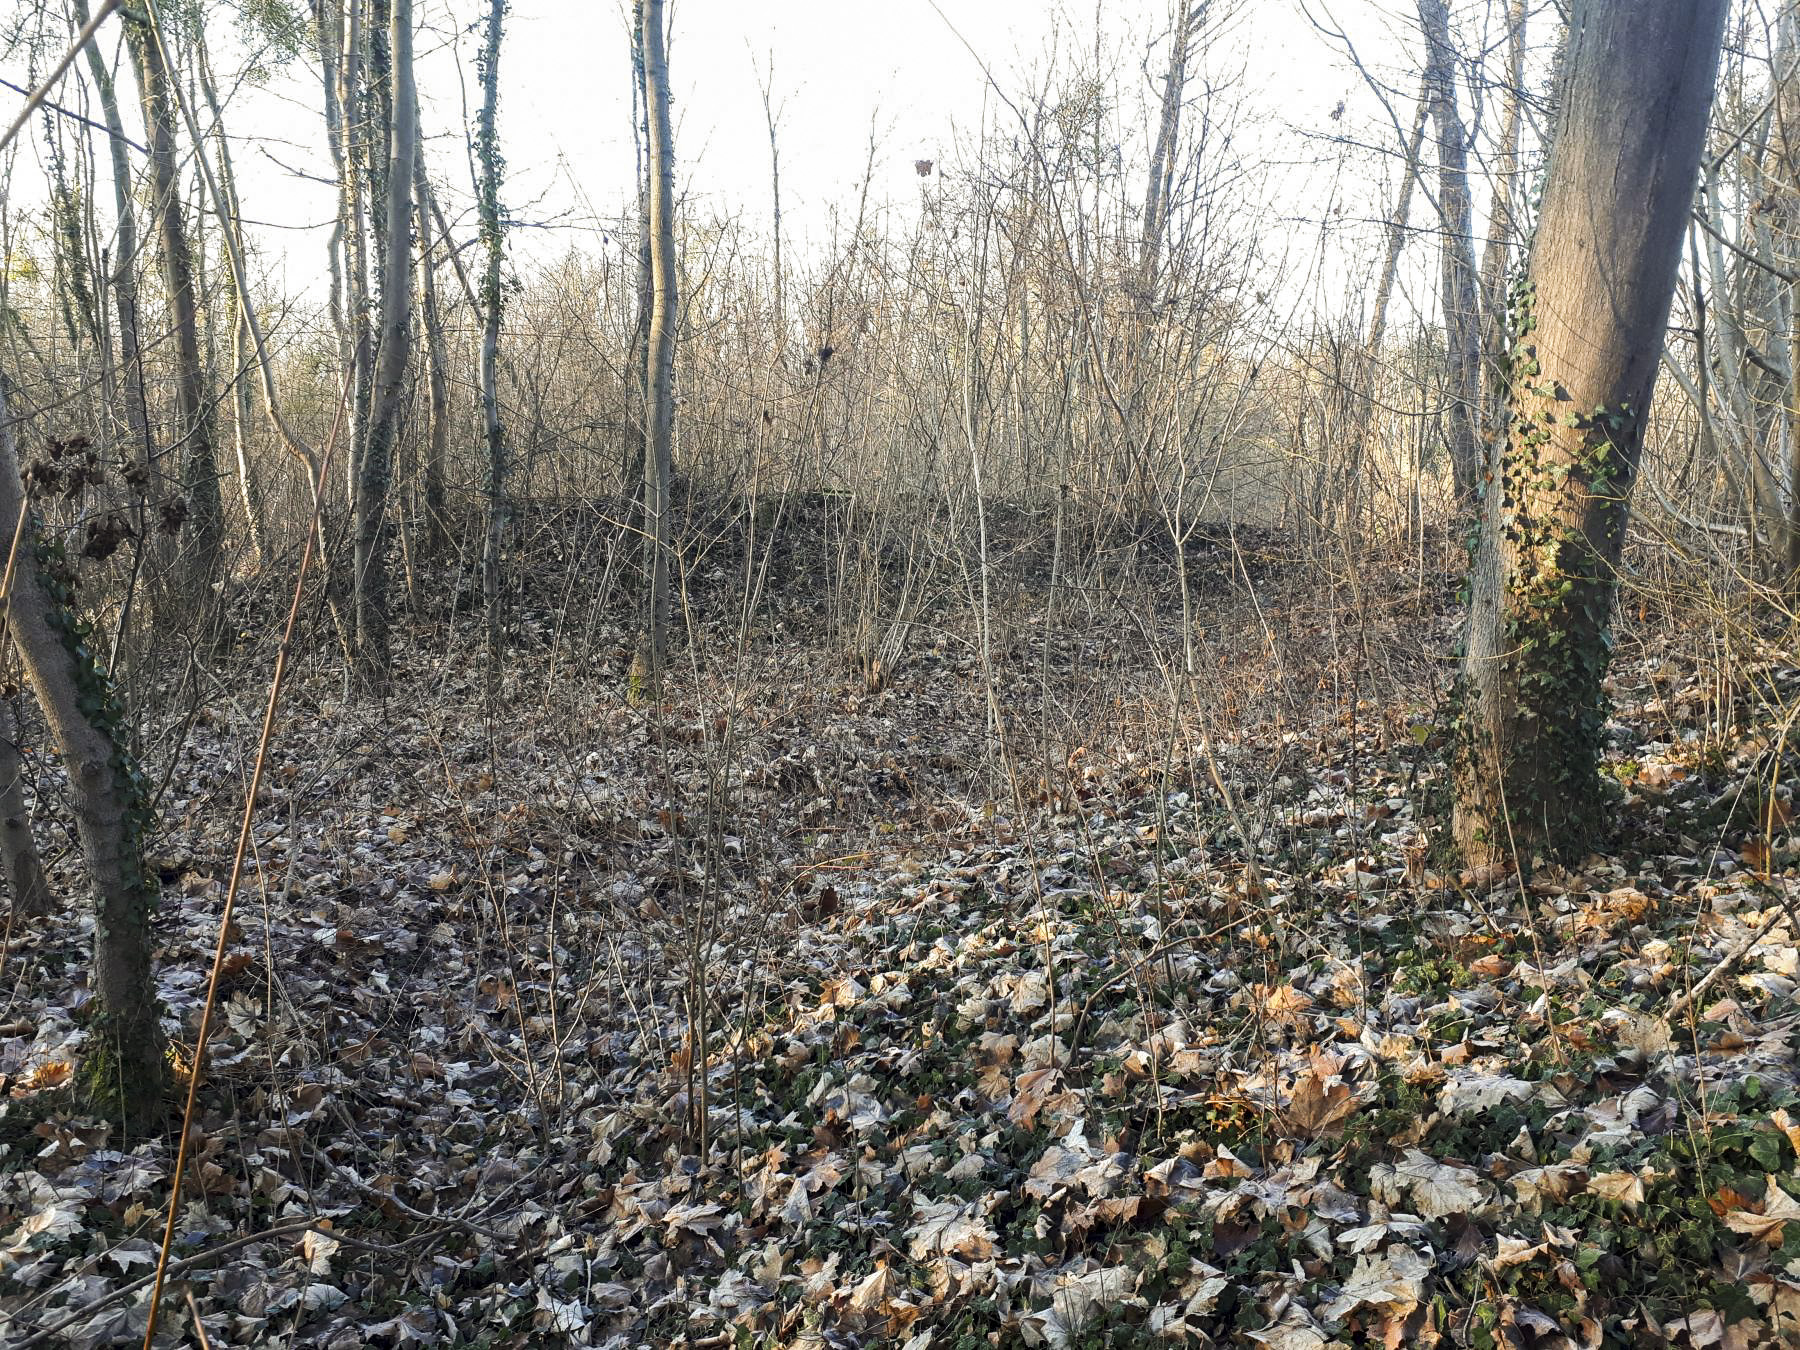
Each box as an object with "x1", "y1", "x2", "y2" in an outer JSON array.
[
  {"x1": 476, "y1": 0, "x2": 508, "y2": 695},
  {"x1": 352, "y1": 0, "x2": 415, "y2": 687},
  {"x1": 635, "y1": 0, "x2": 676, "y2": 689},
  {"x1": 414, "y1": 144, "x2": 450, "y2": 558},
  {"x1": 1416, "y1": 0, "x2": 1482, "y2": 503},
  {"x1": 1456, "y1": 0, "x2": 1727, "y2": 866},
  {"x1": 123, "y1": 3, "x2": 223, "y2": 616},
  {"x1": 195, "y1": 28, "x2": 269, "y2": 566},
  {"x1": 71, "y1": 0, "x2": 153, "y2": 553}
]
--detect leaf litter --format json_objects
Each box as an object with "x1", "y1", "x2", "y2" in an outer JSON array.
[{"x1": 0, "y1": 555, "x2": 1796, "y2": 1347}]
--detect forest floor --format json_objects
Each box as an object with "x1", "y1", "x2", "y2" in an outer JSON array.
[{"x1": 0, "y1": 524, "x2": 1797, "y2": 1348}]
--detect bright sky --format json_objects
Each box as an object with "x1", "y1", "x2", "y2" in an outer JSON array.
[
  {"x1": 237, "y1": 0, "x2": 1388, "y2": 300},
  {"x1": 3, "y1": 1, "x2": 1501, "y2": 320}
]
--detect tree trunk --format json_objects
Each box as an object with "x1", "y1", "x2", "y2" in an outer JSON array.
[
  {"x1": 71, "y1": 0, "x2": 154, "y2": 561},
  {"x1": 195, "y1": 31, "x2": 268, "y2": 567},
  {"x1": 1478, "y1": 0, "x2": 1528, "y2": 390},
  {"x1": 352, "y1": 0, "x2": 415, "y2": 689},
  {"x1": 635, "y1": 0, "x2": 676, "y2": 689},
  {"x1": 1455, "y1": 0, "x2": 1726, "y2": 867},
  {"x1": 340, "y1": 0, "x2": 375, "y2": 510},
  {"x1": 1140, "y1": 0, "x2": 1199, "y2": 305},
  {"x1": 414, "y1": 148, "x2": 449, "y2": 558},
  {"x1": 123, "y1": 8, "x2": 223, "y2": 619},
  {"x1": 476, "y1": 0, "x2": 507, "y2": 696},
  {"x1": 1774, "y1": 9, "x2": 1800, "y2": 586},
  {"x1": 1416, "y1": 0, "x2": 1483, "y2": 503},
  {"x1": 624, "y1": 0, "x2": 653, "y2": 494},
  {"x1": 0, "y1": 380, "x2": 164, "y2": 1131},
  {"x1": 1369, "y1": 79, "x2": 1429, "y2": 356},
  {"x1": 0, "y1": 697, "x2": 49, "y2": 918}
]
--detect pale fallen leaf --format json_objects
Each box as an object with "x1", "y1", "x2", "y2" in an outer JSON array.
[
  {"x1": 905, "y1": 1199, "x2": 996, "y2": 1260},
  {"x1": 1723, "y1": 1175, "x2": 1800, "y2": 1243}
]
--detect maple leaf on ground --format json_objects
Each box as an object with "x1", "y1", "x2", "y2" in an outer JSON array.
[
  {"x1": 1372, "y1": 1150, "x2": 1494, "y2": 1220},
  {"x1": 1023, "y1": 1265, "x2": 1138, "y2": 1348},
  {"x1": 1287, "y1": 1061, "x2": 1357, "y2": 1136},
  {"x1": 905, "y1": 1198, "x2": 997, "y2": 1260},
  {"x1": 1320, "y1": 1245, "x2": 1430, "y2": 1322}
]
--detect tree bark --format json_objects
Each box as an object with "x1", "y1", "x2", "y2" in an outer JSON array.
[
  {"x1": 1140, "y1": 0, "x2": 1200, "y2": 305},
  {"x1": 194, "y1": 30, "x2": 268, "y2": 567},
  {"x1": 123, "y1": 7, "x2": 223, "y2": 619},
  {"x1": 476, "y1": 0, "x2": 507, "y2": 696},
  {"x1": 352, "y1": 0, "x2": 415, "y2": 688},
  {"x1": 1369, "y1": 78, "x2": 1429, "y2": 357},
  {"x1": 635, "y1": 0, "x2": 676, "y2": 688},
  {"x1": 1478, "y1": 0, "x2": 1528, "y2": 391},
  {"x1": 624, "y1": 0, "x2": 652, "y2": 494},
  {"x1": 1416, "y1": 0, "x2": 1483, "y2": 503},
  {"x1": 0, "y1": 697, "x2": 49, "y2": 918},
  {"x1": 1456, "y1": 0, "x2": 1727, "y2": 867},
  {"x1": 0, "y1": 380, "x2": 164, "y2": 1131},
  {"x1": 414, "y1": 147, "x2": 449, "y2": 557},
  {"x1": 70, "y1": 0, "x2": 154, "y2": 558}
]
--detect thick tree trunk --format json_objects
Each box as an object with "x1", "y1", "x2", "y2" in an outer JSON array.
[
  {"x1": 635, "y1": 0, "x2": 676, "y2": 688},
  {"x1": 1456, "y1": 0, "x2": 1726, "y2": 867},
  {"x1": 476, "y1": 0, "x2": 507, "y2": 696},
  {"x1": 0, "y1": 382, "x2": 164, "y2": 1131},
  {"x1": 352, "y1": 0, "x2": 415, "y2": 689},
  {"x1": 1416, "y1": 0, "x2": 1483, "y2": 503},
  {"x1": 123, "y1": 9, "x2": 223, "y2": 618}
]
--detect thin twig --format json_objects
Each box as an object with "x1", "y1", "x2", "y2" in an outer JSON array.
[{"x1": 0, "y1": 0, "x2": 124, "y2": 156}]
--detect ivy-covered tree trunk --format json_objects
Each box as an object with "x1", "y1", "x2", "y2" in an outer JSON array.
[
  {"x1": 122, "y1": 7, "x2": 223, "y2": 620},
  {"x1": 0, "y1": 383, "x2": 164, "y2": 1131},
  {"x1": 1455, "y1": 0, "x2": 1727, "y2": 868}
]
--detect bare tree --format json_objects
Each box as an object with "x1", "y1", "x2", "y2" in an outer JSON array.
[
  {"x1": 635, "y1": 0, "x2": 676, "y2": 689},
  {"x1": 1140, "y1": 0, "x2": 1204, "y2": 303},
  {"x1": 1416, "y1": 0, "x2": 1482, "y2": 503},
  {"x1": 123, "y1": 5, "x2": 223, "y2": 615},
  {"x1": 1456, "y1": 0, "x2": 1727, "y2": 866},
  {"x1": 476, "y1": 0, "x2": 508, "y2": 694},
  {"x1": 414, "y1": 146, "x2": 450, "y2": 557},
  {"x1": 70, "y1": 0, "x2": 151, "y2": 526},
  {"x1": 352, "y1": 0, "x2": 416, "y2": 687},
  {"x1": 195, "y1": 27, "x2": 269, "y2": 566},
  {"x1": 1478, "y1": 0, "x2": 1528, "y2": 406}
]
